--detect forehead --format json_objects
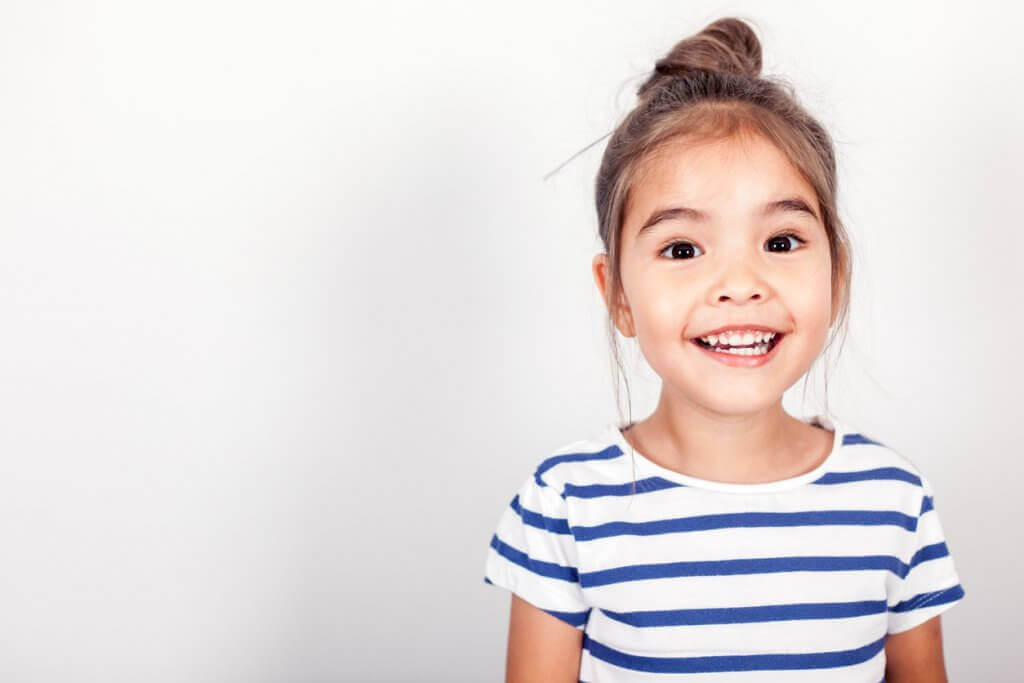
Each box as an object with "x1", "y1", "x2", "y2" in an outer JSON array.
[{"x1": 626, "y1": 134, "x2": 820, "y2": 226}]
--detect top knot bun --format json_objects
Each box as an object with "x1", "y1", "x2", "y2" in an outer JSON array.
[{"x1": 637, "y1": 17, "x2": 762, "y2": 100}]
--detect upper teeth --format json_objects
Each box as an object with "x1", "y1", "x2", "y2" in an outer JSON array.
[{"x1": 699, "y1": 331, "x2": 777, "y2": 346}]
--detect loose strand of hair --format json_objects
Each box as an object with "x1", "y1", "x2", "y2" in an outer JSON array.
[
  {"x1": 608, "y1": 317, "x2": 638, "y2": 506},
  {"x1": 542, "y1": 130, "x2": 613, "y2": 182}
]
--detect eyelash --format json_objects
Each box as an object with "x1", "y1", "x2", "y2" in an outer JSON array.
[{"x1": 658, "y1": 231, "x2": 807, "y2": 260}]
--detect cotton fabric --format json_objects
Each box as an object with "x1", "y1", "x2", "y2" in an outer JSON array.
[{"x1": 483, "y1": 414, "x2": 965, "y2": 681}]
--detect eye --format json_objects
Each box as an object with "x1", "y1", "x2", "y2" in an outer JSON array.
[
  {"x1": 658, "y1": 231, "x2": 807, "y2": 260},
  {"x1": 765, "y1": 231, "x2": 807, "y2": 253},
  {"x1": 659, "y1": 241, "x2": 704, "y2": 260}
]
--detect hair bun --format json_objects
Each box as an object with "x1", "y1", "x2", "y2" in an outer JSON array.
[{"x1": 637, "y1": 17, "x2": 763, "y2": 99}]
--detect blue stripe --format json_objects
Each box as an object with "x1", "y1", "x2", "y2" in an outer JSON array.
[
  {"x1": 890, "y1": 584, "x2": 965, "y2": 613},
  {"x1": 509, "y1": 494, "x2": 571, "y2": 535},
  {"x1": 844, "y1": 433, "x2": 884, "y2": 447},
  {"x1": 541, "y1": 431, "x2": 885, "y2": 494},
  {"x1": 563, "y1": 476, "x2": 682, "y2": 499},
  {"x1": 920, "y1": 495, "x2": 933, "y2": 515},
  {"x1": 543, "y1": 607, "x2": 591, "y2": 627},
  {"x1": 489, "y1": 534, "x2": 579, "y2": 583},
  {"x1": 816, "y1": 466, "x2": 921, "y2": 486},
  {"x1": 600, "y1": 599, "x2": 887, "y2": 627},
  {"x1": 583, "y1": 633, "x2": 886, "y2": 673},
  {"x1": 572, "y1": 509, "x2": 916, "y2": 542},
  {"x1": 534, "y1": 445, "x2": 623, "y2": 486},
  {"x1": 560, "y1": 467, "x2": 922, "y2": 501},
  {"x1": 580, "y1": 554, "x2": 906, "y2": 588},
  {"x1": 908, "y1": 541, "x2": 950, "y2": 569}
]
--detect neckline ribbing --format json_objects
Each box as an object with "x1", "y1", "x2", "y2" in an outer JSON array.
[{"x1": 608, "y1": 413, "x2": 844, "y2": 494}]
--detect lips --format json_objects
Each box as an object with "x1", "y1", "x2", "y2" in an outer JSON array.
[
  {"x1": 693, "y1": 332, "x2": 785, "y2": 352},
  {"x1": 692, "y1": 325, "x2": 783, "y2": 339},
  {"x1": 689, "y1": 332, "x2": 786, "y2": 368}
]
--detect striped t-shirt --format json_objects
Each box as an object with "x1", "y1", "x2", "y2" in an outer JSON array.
[{"x1": 483, "y1": 413, "x2": 965, "y2": 681}]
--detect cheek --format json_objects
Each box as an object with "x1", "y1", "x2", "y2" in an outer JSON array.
[
  {"x1": 633, "y1": 275, "x2": 693, "y2": 335},
  {"x1": 787, "y1": 248, "x2": 832, "y2": 301},
  {"x1": 789, "y1": 271, "x2": 833, "y2": 337}
]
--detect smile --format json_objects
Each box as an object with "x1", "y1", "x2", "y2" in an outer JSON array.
[{"x1": 690, "y1": 333, "x2": 785, "y2": 368}]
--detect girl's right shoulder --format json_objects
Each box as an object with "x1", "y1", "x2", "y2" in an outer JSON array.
[{"x1": 522, "y1": 423, "x2": 632, "y2": 497}]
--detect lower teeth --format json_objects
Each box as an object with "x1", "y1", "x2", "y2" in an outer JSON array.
[{"x1": 708, "y1": 343, "x2": 771, "y2": 356}]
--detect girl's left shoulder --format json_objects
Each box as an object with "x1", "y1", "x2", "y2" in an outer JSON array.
[{"x1": 831, "y1": 420, "x2": 940, "y2": 502}]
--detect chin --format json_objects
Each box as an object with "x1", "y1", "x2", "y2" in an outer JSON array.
[
  {"x1": 701, "y1": 398, "x2": 780, "y2": 417},
  {"x1": 666, "y1": 382, "x2": 780, "y2": 417}
]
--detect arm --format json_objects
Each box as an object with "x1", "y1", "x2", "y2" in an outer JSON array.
[
  {"x1": 884, "y1": 615, "x2": 948, "y2": 683},
  {"x1": 506, "y1": 594, "x2": 583, "y2": 683}
]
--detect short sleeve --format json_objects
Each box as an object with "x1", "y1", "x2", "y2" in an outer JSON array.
[
  {"x1": 484, "y1": 472, "x2": 590, "y2": 630},
  {"x1": 887, "y1": 475, "x2": 966, "y2": 634}
]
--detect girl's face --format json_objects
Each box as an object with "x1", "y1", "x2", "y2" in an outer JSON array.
[{"x1": 593, "y1": 133, "x2": 836, "y2": 416}]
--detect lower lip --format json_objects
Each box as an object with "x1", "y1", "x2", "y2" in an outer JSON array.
[{"x1": 690, "y1": 334, "x2": 785, "y2": 368}]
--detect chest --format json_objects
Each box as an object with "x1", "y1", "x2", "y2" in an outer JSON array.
[{"x1": 569, "y1": 492, "x2": 906, "y2": 617}]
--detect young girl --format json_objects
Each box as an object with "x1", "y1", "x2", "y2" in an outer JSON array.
[{"x1": 483, "y1": 16, "x2": 965, "y2": 683}]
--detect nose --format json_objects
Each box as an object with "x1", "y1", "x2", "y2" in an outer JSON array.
[{"x1": 710, "y1": 261, "x2": 768, "y2": 304}]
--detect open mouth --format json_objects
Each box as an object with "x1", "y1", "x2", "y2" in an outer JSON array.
[{"x1": 691, "y1": 332, "x2": 785, "y2": 357}]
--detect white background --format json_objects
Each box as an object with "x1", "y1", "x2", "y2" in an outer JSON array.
[{"x1": 0, "y1": 1, "x2": 1019, "y2": 680}]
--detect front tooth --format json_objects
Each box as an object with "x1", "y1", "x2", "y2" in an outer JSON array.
[{"x1": 700, "y1": 331, "x2": 777, "y2": 347}]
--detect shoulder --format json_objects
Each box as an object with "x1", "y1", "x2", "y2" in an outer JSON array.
[
  {"x1": 839, "y1": 428, "x2": 929, "y2": 481},
  {"x1": 527, "y1": 424, "x2": 631, "y2": 497},
  {"x1": 833, "y1": 421, "x2": 933, "y2": 505}
]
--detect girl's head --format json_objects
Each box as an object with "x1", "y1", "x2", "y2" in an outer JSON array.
[{"x1": 591, "y1": 17, "x2": 852, "y2": 420}]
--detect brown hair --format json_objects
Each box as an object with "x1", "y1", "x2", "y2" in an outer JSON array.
[{"x1": 595, "y1": 16, "x2": 853, "y2": 433}]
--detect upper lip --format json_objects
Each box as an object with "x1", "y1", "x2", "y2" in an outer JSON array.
[{"x1": 692, "y1": 324, "x2": 784, "y2": 339}]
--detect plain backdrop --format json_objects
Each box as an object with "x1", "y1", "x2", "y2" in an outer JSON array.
[{"x1": 0, "y1": 0, "x2": 1019, "y2": 681}]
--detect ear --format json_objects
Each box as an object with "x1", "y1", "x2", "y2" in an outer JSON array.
[
  {"x1": 828, "y1": 264, "x2": 847, "y2": 329},
  {"x1": 592, "y1": 252, "x2": 635, "y2": 338}
]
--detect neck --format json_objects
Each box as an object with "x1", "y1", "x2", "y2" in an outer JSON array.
[{"x1": 623, "y1": 393, "x2": 817, "y2": 484}]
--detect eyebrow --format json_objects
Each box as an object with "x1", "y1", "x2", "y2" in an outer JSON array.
[{"x1": 636, "y1": 197, "x2": 821, "y2": 238}]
